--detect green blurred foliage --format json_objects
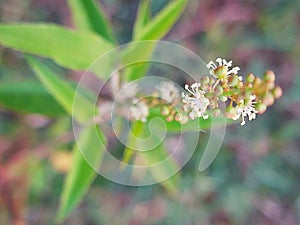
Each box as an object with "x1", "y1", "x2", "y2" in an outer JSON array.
[{"x1": 0, "y1": 0, "x2": 299, "y2": 225}]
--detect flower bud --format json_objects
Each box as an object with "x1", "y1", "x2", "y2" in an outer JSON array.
[
  {"x1": 219, "y1": 95, "x2": 228, "y2": 102},
  {"x1": 237, "y1": 81, "x2": 244, "y2": 88},
  {"x1": 254, "y1": 77, "x2": 262, "y2": 86},
  {"x1": 225, "y1": 105, "x2": 236, "y2": 118},
  {"x1": 212, "y1": 108, "x2": 221, "y2": 117},
  {"x1": 214, "y1": 66, "x2": 228, "y2": 79},
  {"x1": 201, "y1": 76, "x2": 210, "y2": 85},
  {"x1": 166, "y1": 115, "x2": 174, "y2": 122},
  {"x1": 180, "y1": 115, "x2": 189, "y2": 124},
  {"x1": 263, "y1": 70, "x2": 275, "y2": 82},
  {"x1": 246, "y1": 73, "x2": 255, "y2": 83},
  {"x1": 160, "y1": 106, "x2": 170, "y2": 116},
  {"x1": 262, "y1": 92, "x2": 275, "y2": 106},
  {"x1": 228, "y1": 75, "x2": 239, "y2": 86},
  {"x1": 215, "y1": 86, "x2": 223, "y2": 95},
  {"x1": 272, "y1": 86, "x2": 283, "y2": 99},
  {"x1": 255, "y1": 102, "x2": 267, "y2": 114},
  {"x1": 266, "y1": 81, "x2": 275, "y2": 90}
]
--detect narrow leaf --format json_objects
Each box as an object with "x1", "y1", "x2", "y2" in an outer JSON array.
[
  {"x1": 124, "y1": 0, "x2": 188, "y2": 80},
  {"x1": 0, "y1": 81, "x2": 66, "y2": 116},
  {"x1": 57, "y1": 124, "x2": 107, "y2": 221},
  {"x1": 133, "y1": 0, "x2": 151, "y2": 39},
  {"x1": 27, "y1": 56, "x2": 95, "y2": 123},
  {"x1": 67, "y1": 0, "x2": 116, "y2": 43},
  {"x1": 124, "y1": 121, "x2": 179, "y2": 194},
  {"x1": 0, "y1": 24, "x2": 113, "y2": 71},
  {"x1": 134, "y1": 0, "x2": 188, "y2": 40}
]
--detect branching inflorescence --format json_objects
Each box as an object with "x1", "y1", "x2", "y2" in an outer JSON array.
[{"x1": 129, "y1": 58, "x2": 283, "y2": 126}]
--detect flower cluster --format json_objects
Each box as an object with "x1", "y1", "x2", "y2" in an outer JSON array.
[
  {"x1": 126, "y1": 57, "x2": 282, "y2": 126},
  {"x1": 182, "y1": 58, "x2": 283, "y2": 125}
]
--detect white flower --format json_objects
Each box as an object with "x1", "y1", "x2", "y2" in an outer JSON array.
[
  {"x1": 156, "y1": 81, "x2": 179, "y2": 103},
  {"x1": 232, "y1": 95, "x2": 258, "y2": 126},
  {"x1": 181, "y1": 83, "x2": 210, "y2": 120},
  {"x1": 130, "y1": 99, "x2": 149, "y2": 123},
  {"x1": 207, "y1": 58, "x2": 241, "y2": 79},
  {"x1": 117, "y1": 83, "x2": 139, "y2": 102}
]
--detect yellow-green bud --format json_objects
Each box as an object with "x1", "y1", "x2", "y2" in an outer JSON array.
[
  {"x1": 272, "y1": 86, "x2": 283, "y2": 99},
  {"x1": 225, "y1": 105, "x2": 236, "y2": 118},
  {"x1": 161, "y1": 106, "x2": 170, "y2": 116},
  {"x1": 262, "y1": 92, "x2": 275, "y2": 106},
  {"x1": 166, "y1": 115, "x2": 174, "y2": 122},
  {"x1": 255, "y1": 102, "x2": 267, "y2": 114},
  {"x1": 228, "y1": 75, "x2": 239, "y2": 86},
  {"x1": 254, "y1": 77, "x2": 262, "y2": 86},
  {"x1": 201, "y1": 76, "x2": 210, "y2": 85},
  {"x1": 246, "y1": 73, "x2": 255, "y2": 83},
  {"x1": 215, "y1": 86, "x2": 223, "y2": 95},
  {"x1": 266, "y1": 81, "x2": 275, "y2": 90},
  {"x1": 219, "y1": 96, "x2": 228, "y2": 102},
  {"x1": 263, "y1": 70, "x2": 275, "y2": 82},
  {"x1": 214, "y1": 66, "x2": 228, "y2": 79}
]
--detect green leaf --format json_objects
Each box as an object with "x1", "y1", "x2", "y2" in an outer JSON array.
[
  {"x1": 134, "y1": 0, "x2": 188, "y2": 41},
  {"x1": 0, "y1": 23, "x2": 113, "y2": 71},
  {"x1": 27, "y1": 56, "x2": 95, "y2": 123},
  {"x1": 0, "y1": 80, "x2": 66, "y2": 116},
  {"x1": 124, "y1": 0, "x2": 188, "y2": 81},
  {"x1": 57, "y1": 124, "x2": 107, "y2": 221},
  {"x1": 148, "y1": 107, "x2": 229, "y2": 133},
  {"x1": 67, "y1": 0, "x2": 116, "y2": 43},
  {"x1": 123, "y1": 121, "x2": 179, "y2": 195},
  {"x1": 133, "y1": 0, "x2": 151, "y2": 39}
]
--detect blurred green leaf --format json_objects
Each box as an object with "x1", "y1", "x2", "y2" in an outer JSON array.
[
  {"x1": 134, "y1": 0, "x2": 188, "y2": 41},
  {"x1": 133, "y1": 0, "x2": 151, "y2": 39},
  {"x1": 57, "y1": 124, "x2": 107, "y2": 221},
  {"x1": 124, "y1": 0, "x2": 188, "y2": 81},
  {"x1": 67, "y1": 0, "x2": 116, "y2": 43},
  {"x1": 123, "y1": 121, "x2": 179, "y2": 195},
  {"x1": 27, "y1": 56, "x2": 95, "y2": 123},
  {"x1": 0, "y1": 81, "x2": 66, "y2": 116},
  {"x1": 148, "y1": 107, "x2": 229, "y2": 133},
  {"x1": 0, "y1": 24, "x2": 113, "y2": 71}
]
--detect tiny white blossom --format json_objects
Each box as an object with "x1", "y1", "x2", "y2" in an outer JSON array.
[
  {"x1": 232, "y1": 95, "x2": 258, "y2": 126},
  {"x1": 130, "y1": 99, "x2": 149, "y2": 123},
  {"x1": 181, "y1": 83, "x2": 210, "y2": 120},
  {"x1": 156, "y1": 81, "x2": 179, "y2": 103},
  {"x1": 207, "y1": 57, "x2": 241, "y2": 79},
  {"x1": 117, "y1": 83, "x2": 139, "y2": 102}
]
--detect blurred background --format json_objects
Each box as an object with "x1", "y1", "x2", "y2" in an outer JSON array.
[{"x1": 0, "y1": 0, "x2": 300, "y2": 224}]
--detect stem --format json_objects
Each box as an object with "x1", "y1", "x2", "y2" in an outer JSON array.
[{"x1": 212, "y1": 79, "x2": 220, "y2": 91}]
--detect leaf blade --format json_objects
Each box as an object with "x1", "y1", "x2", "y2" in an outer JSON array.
[
  {"x1": 67, "y1": 0, "x2": 116, "y2": 43},
  {"x1": 0, "y1": 80, "x2": 66, "y2": 116},
  {"x1": 133, "y1": 0, "x2": 151, "y2": 39},
  {"x1": 0, "y1": 23, "x2": 113, "y2": 71},
  {"x1": 27, "y1": 56, "x2": 95, "y2": 123},
  {"x1": 134, "y1": 0, "x2": 188, "y2": 41},
  {"x1": 57, "y1": 124, "x2": 107, "y2": 221}
]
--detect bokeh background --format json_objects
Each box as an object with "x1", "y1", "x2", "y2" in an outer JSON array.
[{"x1": 0, "y1": 0, "x2": 300, "y2": 224}]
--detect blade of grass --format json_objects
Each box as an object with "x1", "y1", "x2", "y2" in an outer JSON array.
[{"x1": 67, "y1": 0, "x2": 116, "y2": 43}]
